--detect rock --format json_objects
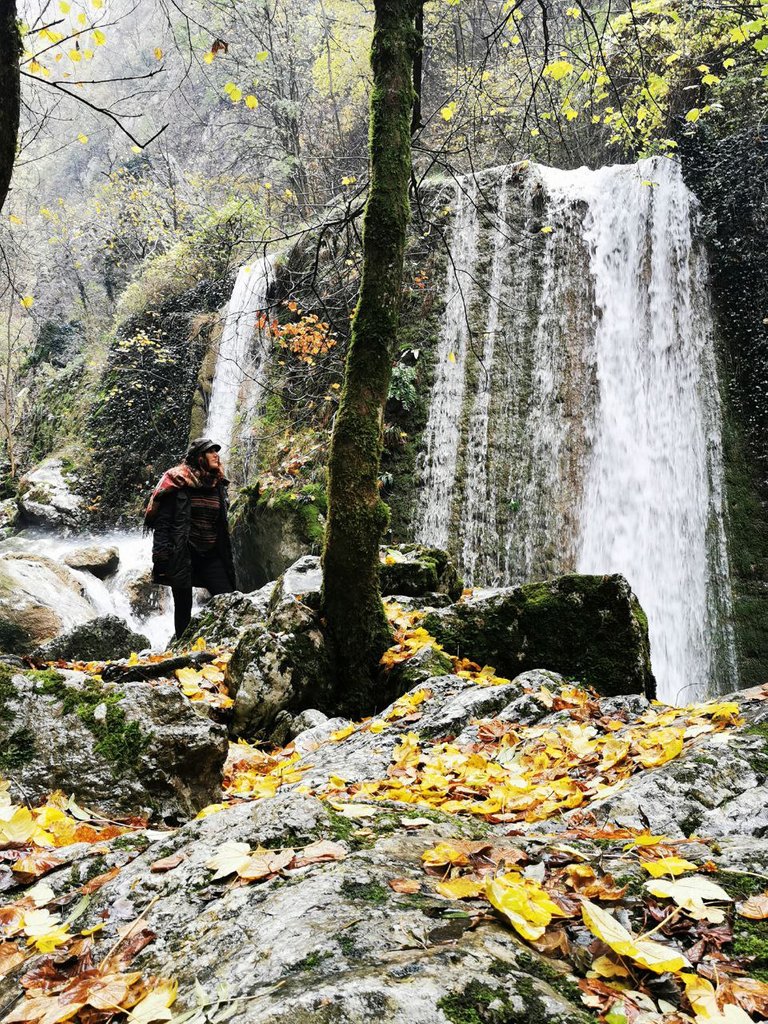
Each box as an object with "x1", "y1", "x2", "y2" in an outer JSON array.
[
  {"x1": 230, "y1": 484, "x2": 326, "y2": 592},
  {"x1": 0, "y1": 497, "x2": 18, "y2": 535},
  {"x1": 380, "y1": 544, "x2": 464, "y2": 601},
  {"x1": 62, "y1": 544, "x2": 120, "y2": 579},
  {"x1": 545, "y1": 685, "x2": 768, "y2": 840},
  {"x1": 387, "y1": 641, "x2": 454, "y2": 691},
  {"x1": 228, "y1": 586, "x2": 334, "y2": 740},
  {"x1": 124, "y1": 568, "x2": 169, "y2": 619},
  {"x1": 17, "y1": 457, "x2": 84, "y2": 529},
  {"x1": 274, "y1": 554, "x2": 323, "y2": 610},
  {"x1": 33, "y1": 615, "x2": 150, "y2": 662},
  {"x1": 178, "y1": 583, "x2": 276, "y2": 647},
  {"x1": 13, "y1": 791, "x2": 589, "y2": 1024},
  {"x1": 0, "y1": 553, "x2": 95, "y2": 652},
  {"x1": 423, "y1": 573, "x2": 655, "y2": 698},
  {"x1": 0, "y1": 667, "x2": 228, "y2": 820}
]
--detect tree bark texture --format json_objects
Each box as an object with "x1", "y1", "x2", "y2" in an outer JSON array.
[
  {"x1": 322, "y1": 0, "x2": 420, "y2": 714},
  {"x1": 0, "y1": 0, "x2": 20, "y2": 215}
]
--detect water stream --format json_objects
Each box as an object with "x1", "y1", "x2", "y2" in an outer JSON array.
[{"x1": 416, "y1": 157, "x2": 737, "y2": 702}]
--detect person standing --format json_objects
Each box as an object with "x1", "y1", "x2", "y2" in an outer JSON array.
[{"x1": 144, "y1": 437, "x2": 236, "y2": 640}]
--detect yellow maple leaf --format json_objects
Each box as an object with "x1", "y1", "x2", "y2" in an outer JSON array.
[
  {"x1": 129, "y1": 979, "x2": 178, "y2": 1023},
  {"x1": 581, "y1": 899, "x2": 689, "y2": 973},
  {"x1": 422, "y1": 843, "x2": 470, "y2": 868},
  {"x1": 643, "y1": 857, "x2": 699, "y2": 878},
  {"x1": 486, "y1": 872, "x2": 566, "y2": 941},
  {"x1": 435, "y1": 876, "x2": 485, "y2": 899}
]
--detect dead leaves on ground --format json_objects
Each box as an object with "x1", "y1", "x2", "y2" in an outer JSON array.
[{"x1": 204, "y1": 838, "x2": 346, "y2": 884}]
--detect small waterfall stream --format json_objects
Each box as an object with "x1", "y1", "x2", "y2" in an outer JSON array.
[
  {"x1": 206, "y1": 255, "x2": 275, "y2": 463},
  {"x1": 416, "y1": 157, "x2": 737, "y2": 702}
]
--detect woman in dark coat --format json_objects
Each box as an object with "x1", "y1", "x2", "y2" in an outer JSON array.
[{"x1": 144, "y1": 437, "x2": 236, "y2": 640}]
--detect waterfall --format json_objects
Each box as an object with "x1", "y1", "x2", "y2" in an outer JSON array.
[
  {"x1": 206, "y1": 255, "x2": 275, "y2": 464},
  {"x1": 416, "y1": 157, "x2": 737, "y2": 702}
]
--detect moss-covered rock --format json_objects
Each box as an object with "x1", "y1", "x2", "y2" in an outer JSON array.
[
  {"x1": 1, "y1": 668, "x2": 228, "y2": 820},
  {"x1": 423, "y1": 573, "x2": 655, "y2": 698},
  {"x1": 230, "y1": 483, "x2": 327, "y2": 592},
  {"x1": 379, "y1": 543, "x2": 463, "y2": 601}
]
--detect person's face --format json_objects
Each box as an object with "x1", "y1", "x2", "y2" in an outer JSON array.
[{"x1": 202, "y1": 449, "x2": 222, "y2": 472}]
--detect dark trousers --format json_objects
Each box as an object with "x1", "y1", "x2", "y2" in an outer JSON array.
[{"x1": 172, "y1": 549, "x2": 234, "y2": 640}]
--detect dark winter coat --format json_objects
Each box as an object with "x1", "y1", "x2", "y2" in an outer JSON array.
[{"x1": 150, "y1": 482, "x2": 236, "y2": 590}]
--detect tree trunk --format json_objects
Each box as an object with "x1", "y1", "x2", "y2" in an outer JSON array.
[
  {"x1": 0, "y1": 1, "x2": 20, "y2": 215},
  {"x1": 322, "y1": 0, "x2": 420, "y2": 715}
]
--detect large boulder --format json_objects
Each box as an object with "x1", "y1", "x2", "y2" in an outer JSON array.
[
  {"x1": 178, "y1": 582, "x2": 276, "y2": 648},
  {"x1": 62, "y1": 544, "x2": 120, "y2": 579},
  {"x1": 17, "y1": 457, "x2": 84, "y2": 529},
  {"x1": 230, "y1": 484, "x2": 326, "y2": 592},
  {"x1": 124, "y1": 568, "x2": 169, "y2": 619},
  {"x1": 423, "y1": 573, "x2": 655, "y2": 698},
  {"x1": 0, "y1": 667, "x2": 228, "y2": 820},
  {"x1": 0, "y1": 553, "x2": 95, "y2": 652},
  {"x1": 228, "y1": 578, "x2": 333, "y2": 740},
  {"x1": 33, "y1": 614, "x2": 150, "y2": 662}
]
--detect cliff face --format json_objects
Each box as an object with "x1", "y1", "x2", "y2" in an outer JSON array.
[{"x1": 681, "y1": 133, "x2": 768, "y2": 689}]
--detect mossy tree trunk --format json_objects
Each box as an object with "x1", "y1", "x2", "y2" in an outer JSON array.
[
  {"x1": 322, "y1": 0, "x2": 420, "y2": 714},
  {"x1": 0, "y1": 2, "x2": 20, "y2": 215}
]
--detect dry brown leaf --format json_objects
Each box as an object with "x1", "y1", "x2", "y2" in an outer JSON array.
[
  {"x1": 149, "y1": 854, "x2": 185, "y2": 874},
  {"x1": 388, "y1": 878, "x2": 421, "y2": 894},
  {"x1": 737, "y1": 894, "x2": 768, "y2": 920},
  {"x1": 293, "y1": 841, "x2": 346, "y2": 866},
  {"x1": 0, "y1": 941, "x2": 26, "y2": 979},
  {"x1": 80, "y1": 866, "x2": 122, "y2": 894}
]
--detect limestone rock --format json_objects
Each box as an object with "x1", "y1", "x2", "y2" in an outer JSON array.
[
  {"x1": 6, "y1": 792, "x2": 589, "y2": 1024},
  {"x1": 380, "y1": 544, "x2": 463, "y2": 601},
  {"x1": 545, "y1": 685, "x2": 768, "y2": 839},
  {"x1": 0, "y1": 497, "x2": 18, "y2": 535},
  {"x1": 423, "y1": 573, "x2": 655, "y2": 698},
  {"x1": 62, "y1": 544, "x2": 120, "y2": 579},
  {"x1": 17, "y1": 457, "x2": 84, "y2": 529},
  {"x1": 179, "y1": 583, "x2": 275, "y2": 648},
  {"x1": 0, "y1": 553, "x2": 94, "y2": 652},
  {"x1": 0, "y1": 668, "x2": 228, "y2": 820},
  {"x1": 34, "y1": 614, "x2": 150, "y2": 662},
  {"x1": 228, "y1": 589, "x2": 333, "y2": 740},
  {"x1": 124, "y1": 568, "x2": 169, "y2": 619}
]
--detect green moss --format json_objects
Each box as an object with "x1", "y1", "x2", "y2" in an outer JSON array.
[
  {"x1": 514, "y1": 952, "x2": 584, "y2": 1009},
  {"x1": 111, "y1": 833, "x2": 151, "y2": 853},
  {"x1": 39, "y1": 674, "x2": 150, "y2": 771},
  {"x1": 339, "y1": 879, "x2": 389, "y2": 904},
  {"x1": 337, "y1": 932, "x2": 357, "y2": 957},
  {"x1": 288, "y1": 950, "x2": 331, "y2": 973},
  {"x1": 436, "y1": 977, "x2": 566, "y2": 1024},
  {"x1": 0, "y1": 667, "x2": 35, "y2": 769},
  {"x1": 714, "y1": 870, "x2": 765, "y2": 901}
]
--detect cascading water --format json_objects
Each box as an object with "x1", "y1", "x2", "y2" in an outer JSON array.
[
  {"x1": 206, "y1": 254, "x2": 275, "y2": 464},
  {"x1": 416, "y1": 157, "x2": 737, "y2": 702}
]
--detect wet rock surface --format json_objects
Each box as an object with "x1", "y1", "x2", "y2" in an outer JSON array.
[
  {"x1": 62, "y1": 544, "x2": 120, "y2": 579},
  {"x1": 33, "y1": 614, "x2": 150, "y2": 662},
  {"x1": 0, "y1": 552, "x2": 95, "y2": 651},
  {"x1": 17, "y1": 458, "x2": 84, "y2": 529}
]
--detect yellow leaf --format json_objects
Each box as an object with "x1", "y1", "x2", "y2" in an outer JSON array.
[
  {"x1": 154, "y1": 47, "x2": 163, "y2": 59},
  {"x1": 486, "y1": 872, "x2": 566, "y2": 941},
  {"x1": 435, "y1": 876, "x2": 485, "y2": 899},
  {"x1": 21, "y1": 909, "x2": 72, "y2": 952},
  {"x1": 440, "y1": 102, "x2": 457, "y2": 121},
  {"x1": 543, "y1": 60, "x2": 575, "y2": 80},
  {"x1": 69, "y1": 49, "x2": 81, "y2": 61},
  {"x1": 59, "y1": 0, "x2": 71, "y2": 11},
  {"x1": 19, "y1": 295, "x2": 34, "y2": 310},
  {"x1": 256, "y1": 50, "x2": 269, "y2": 61},
  {"x1": 8, "y1": 214, "x2": 22, "y2": 225},
  {"x1": 642, "y1": 857, "x2": 698, "y2": 878},
  {"x1": 77, "y1": 133, "x2": 89, "y2": 144},
  {"x1": 646, "y1": 875, "x2": 730, "y2": 923},
  {"x1": 581, "y1": 899, "x2": 688, "y2": 974},
  {"x1": 369, "y1": 720, "x2": 388, "y2": 734},
  {"x1": 203, "y1": 51, "x2": 215, "y2": 63},
  {"x1": 686, "y1": 108, "x2": 701, "y2": 123},
  {"x1": 447, "y1": 352, "x2": 456, "y2": 363},
  {"x1": 128, "y1": 979, "x2": 178, "y2": 1023},
  {"x1": 422, "y1": 843, "x2": 470, "y2": 868},
  {"x1": 540, "y1": 226, "x2": 554, "y2": 234},
  {"x1": 330, "y1": 723, "x2": 355, "y2": 742},
  {"x1": 93, "y1": 0, "x2": 104, "y2": 7},
  {"x1": 93, "y1": 28, "x2": 106, "y2": 44},
  {"x1": 0, "y1": 806, "x2": 35, "y2": 841},
  {"x1": 245, "y1": 94, "x2": 259, "y2": 109}
]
